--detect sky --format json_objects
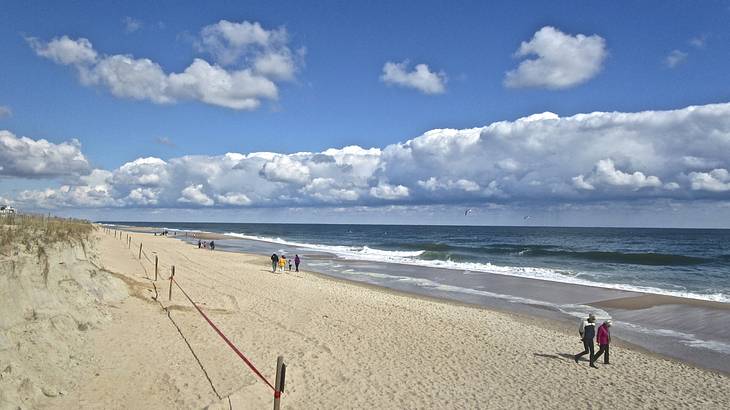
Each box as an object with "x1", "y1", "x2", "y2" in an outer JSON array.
[{"x1": 1, "y1": 0, "x2": 730, "y2": 227}]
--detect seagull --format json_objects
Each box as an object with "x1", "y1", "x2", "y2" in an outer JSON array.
[
  {"x1": 523, "y1": 215, "x2": 532, "y2": 220},
  {"x1": 465, "y1": 208, "x2": 472, "y2": 216}
]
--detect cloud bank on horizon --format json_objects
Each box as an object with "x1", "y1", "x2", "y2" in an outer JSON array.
[{"x1": 4, "y1": 102, "x2": 730, "y2": 210}]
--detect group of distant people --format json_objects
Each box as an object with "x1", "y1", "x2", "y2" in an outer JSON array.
[
  {"x1": 271, "y1": 253, "x2": 300, "y2": 273},
  {"x1": 575, "y1": 313, "x2": 612, "y2": 368},
  {"x1": 197, "y1": 239, "x2": 215, "y2": 250}
]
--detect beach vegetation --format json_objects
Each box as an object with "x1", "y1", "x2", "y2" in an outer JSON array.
[{"x1": 0, "y1": 214, "x2": 94, "y2": 264}]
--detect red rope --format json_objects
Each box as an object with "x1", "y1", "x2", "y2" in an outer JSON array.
[{"x1": 171, "y1": 278, "x2": 276, "y2": 391}]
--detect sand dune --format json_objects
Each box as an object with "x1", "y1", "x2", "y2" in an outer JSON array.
[{"x1": 2, "y1": 229, "x2": 729, "y2": 409}]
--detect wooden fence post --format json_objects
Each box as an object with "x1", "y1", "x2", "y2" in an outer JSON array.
[
  {"x1": 273, "y1": 355, "x2": 286, "y2": 410},
  {"x1": 138, "y1": 242, "x2": 143, "y2": 259},
  {"x1": 155, "y1": 255, "x2": 159, "y2": 281},
  {"x1": 168, "y1": 266, "x2": 175, "y2": 301}
]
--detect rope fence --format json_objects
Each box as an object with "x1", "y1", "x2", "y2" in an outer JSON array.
[{"x1": 98, "y1": 226, "x2": 287, "y2": 409}]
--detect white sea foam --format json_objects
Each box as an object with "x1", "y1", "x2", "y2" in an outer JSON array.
[
  {"x1": 223, "y1": 232, "x2": 730, "y2": 303},
  {"x1": 618, "y1": 322, "x2": 730, "y2": 354},
  {"x1": 344, "y1": 269, "x2": 611, "y2": 320}
]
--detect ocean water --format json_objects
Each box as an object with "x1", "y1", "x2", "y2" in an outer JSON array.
[
  {"x1": 113, "y1": 223, "x2": 730, "y2": 302},
  {"x1": 106, "y1": 222, "x2": 730, "y2": 372}
]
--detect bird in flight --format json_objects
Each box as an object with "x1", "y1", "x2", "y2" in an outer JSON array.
[{"x1": 465, "y1": 208, "x2": 472, "y2": 216}]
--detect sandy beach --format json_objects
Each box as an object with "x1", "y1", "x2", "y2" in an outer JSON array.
[{"x1": 2, "y1": 227, "x2": 729, "y2": 409}]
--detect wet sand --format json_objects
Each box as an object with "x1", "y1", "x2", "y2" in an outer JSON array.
[{"x1": 594, "y1": 294, "x2": 730, "y2": 310}]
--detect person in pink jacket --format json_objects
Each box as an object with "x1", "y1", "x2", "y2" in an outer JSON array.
[{"x1": 592, "y1": 320, "x2": 612, "y2": 365}]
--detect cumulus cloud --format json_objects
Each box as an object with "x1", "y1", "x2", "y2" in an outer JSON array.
[
  {"x1": 370, "y1": 183, "x2": 410, "y2": 200},
  {"x1": 573, "y1": 159, "x2": 662, "y2": 191},
  {"x1": 27, "y1": 35, "x2": 98, "y2": 65},
  {"x1": 418, "y1": 177, "x2": 480, "y2": 192},
  {"x1": 504, "y1": 26, "x2": 607, "y2": 89},
  {"x1": 15, "y1": 168, "x2": 118, "y2": 208},
  {"x1": 28, "y1": 20, "x2": 301, "y2": 110},
  {"x1": 381, "y1": 61, "x2": 446, "y2": 94},
  {"x1": 0, "y1": 130, "x2": 90, "y2": 178},
  {"x1": 665, "y1": 50, "x2": 688, "y2": 68},
  {"x1": 0, "y1": 106, "x2": 12, "y2": 119},
  {"x1": 9, "y1": 102, "x2": 730, "y2": 210},
  {"x1": 196, "y1": 20, "x2": 300, "y2": 80},
  {"x1": 216, "y1": 192, "x2": 252, "y2": 206},
  {"x1": 178, "y1": 184, "x2": 214, "y2": 206},
  {"x1": 689, "y1": 169, "x2": 730, "y2": 192},
  {"x1": 259, "y1": 155, "x2": 311, "y2": 184}
]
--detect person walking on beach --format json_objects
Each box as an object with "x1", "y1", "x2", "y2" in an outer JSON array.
[
  {"x1": 288, "y1": 257, "x2": 292, "y2": 271},
  {"x1": 271, "y1": 253, "x2": 279, "y2": 272},
  {"x1": 575, "y1": 313, "x2": 597, "y2": 368},
  {"x1": 198, "y1": 239, "x2": 201, "y2": 249},
  {"x1": 210, "y1": 240, "x2": 215, "y2": 251},
  {"x1": 295, "y1": 254, "x2": 301, "y2": 272},
  {"x1": 592, "y1": 320, "x2": 612, "y2": 365},
  {"x1": 279, "y1": 255, "x2": 287, "y2": 272}
]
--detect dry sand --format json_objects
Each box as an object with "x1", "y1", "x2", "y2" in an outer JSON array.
[{"x1": 2, "y1": 228, "x2": 729, "y2": 409}]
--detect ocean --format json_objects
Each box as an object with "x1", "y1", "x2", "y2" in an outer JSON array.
[{"x1": 105, "y1": 222, "x2": 730, "y2": 372}]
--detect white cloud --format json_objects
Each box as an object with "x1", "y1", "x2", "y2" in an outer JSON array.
[
  {"x1": 196, "y1": 20, "x2": 299, "y2": 81},
  {"x1": 123, "y1": 17, "x2": 142, "y2": 33},
  {"x1": 197, "y1": 20, "x2": 286, "y2": 65},
  {"x1": 370, "y1": 183, "x2": 410, "y2": 200},
  {"x1": 665, "y1": 50, "x2": 688, "y2": 68},
  {"x1": 126, "y1": 187, "x2": 160, "y2": 205},
  {"x1": 300, "y1": 178, "x2": 359, "y2": 203},
  {"x1": 381, "y1": 61, "x2": 446, "y2": 94},
  {"x1": 504, "y1": 26, "x2": 607, "y2": 89},
  {"x1": 216, "y1": 192, "x2": 252, "y2": 206},
  {"x1": 113, "y1": 157, "x2": 169, "y2": 188},
  {"x1": 28, "y1": 35, "x2": 98, "y2": 65},
  {"x1": 689, "y1": 169, "x2": 730, "y2": 192},
  {"x1": 178, "y1": 184, "x2": 214, "y2": 206},
  {"x1": 9, "y1": 102, "x2": 730, "y2": 210},
  {"x1": 29, "y1": 21, "x2": 300, "y2": 111},
  {"x1": 418, "y1": 177, "x2": 480, "y2": 192},
  {"x1": 259, "y1": 155, "x2": 311, "y2": 184},
  {"x1": 573, "y1": 159, "x2": 662, "y2": 191},
  {"x1": 0, "y1": 130, "x2": 90, "y2": 178},
  {"x1": 0, "y1": 106, "x2": 11, "y2": 119}
]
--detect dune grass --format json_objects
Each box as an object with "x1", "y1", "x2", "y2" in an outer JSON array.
[{"x1": 0, "y1": 214, "x2": 94, "y2": 258}]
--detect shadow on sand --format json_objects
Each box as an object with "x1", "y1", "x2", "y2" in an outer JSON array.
[{"x1": 533, "y1": 353, "x2": 588, "y2": 362}]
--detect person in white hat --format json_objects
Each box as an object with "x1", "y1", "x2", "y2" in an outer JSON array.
[{"x1": 575, "y1": 313, "x2": 597, "y2": 368}]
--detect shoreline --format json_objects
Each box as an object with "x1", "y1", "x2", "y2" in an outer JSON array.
[
  {"x1": 108, "y1": 224, "x2": 729, "y2": 375},
  {"x1": 107, "y1": 223, "x2": 729, "y2": 306}
]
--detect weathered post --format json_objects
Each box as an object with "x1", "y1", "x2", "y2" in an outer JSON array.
[
  {"x1": 273, "y1": 355, "x2": 286, "y2": 410},
  {"x1": 168, "y1": 266, "x2": 175, "y2": 301},
  {"x1": 138, "y1": 242, "x2": 143, "y2": 259},
  {"x1": 155, "y1": 255, "x2": 159, "y2": 281}
]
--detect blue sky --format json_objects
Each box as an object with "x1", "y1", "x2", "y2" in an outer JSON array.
[{"x1": 1, "y1": 0, "x2": 730, "y2": 226}]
